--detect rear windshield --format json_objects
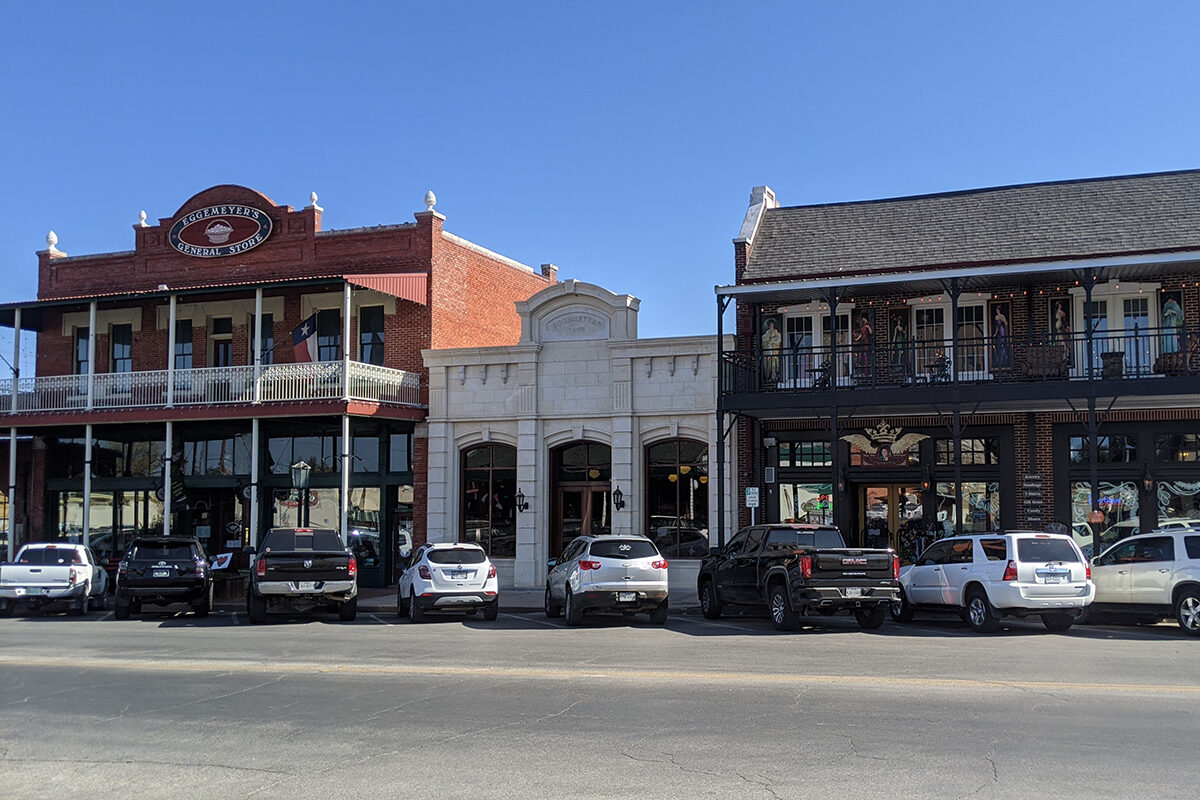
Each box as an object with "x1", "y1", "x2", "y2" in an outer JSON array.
[
  {"x1": 1016, "y1": 537, "x2": 1080, "y2": 563},
  {"x1": 131, "y1": 542, "x2": 196, "y2": 561},
  {"x1": 428, "y1": 548, "x2": 486, "y2": 564},
  {"x1": 589, "y1": 539, "x2": 660, "y2": 559},
  {"x1": 17, "y1": 547, "x2": 83, "y2": 565},
  {"x1": 766, "y1": 528, "x2": 845, "y2": 550},
  {"x1": 262, "y1": 530, "x2": 344, "y2": 552}
]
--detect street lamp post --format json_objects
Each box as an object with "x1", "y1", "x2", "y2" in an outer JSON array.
[{"x1": 290, "y1": 461, "x2": 311, "y2": 528}]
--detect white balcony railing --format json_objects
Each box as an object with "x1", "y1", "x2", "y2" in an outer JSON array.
[{"x1": 0, "y1": 361, "x2": 421, "y2": 414}]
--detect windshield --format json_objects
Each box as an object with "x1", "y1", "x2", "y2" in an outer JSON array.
[
  {"x1": 427, "y1": 548, "x2": 487, "y2": 564},
  {"x1": 1016, "y1": 537, "x2": 1081, "y2": 563},
  {"x1": 131, "y1": 542, "x2": 197, "y2": 561},
  {"x1": 17, "y1": 547, "x2": 83, "y2": 565},
  {"x1": 263, "y1": 530, "x2": 344, "y2": 552},
  {"x1": 589, "y1": 539, "x2": 660, "y2": 559}
]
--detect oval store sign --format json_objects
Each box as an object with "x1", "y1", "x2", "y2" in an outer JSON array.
[{"x1": 169, "y1": 205, "x2": 273, "y2": 258}]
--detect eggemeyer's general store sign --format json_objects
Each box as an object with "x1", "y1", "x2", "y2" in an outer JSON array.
[{"x1": 169, "y1": 204, "x2": 272, "y2": 257}]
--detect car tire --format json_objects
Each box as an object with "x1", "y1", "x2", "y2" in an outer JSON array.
[
  {"x1": 890, "y1": 589, "x2": 914, "y2": 624},
  {"x1": 338, "y1": 596, "x2": 358, "y2": 622},
  {"x1": 0, "y1": 599, "x2": 12, "y2": 617},
  {"x1": 1041, "y1": 612, "x2": 1074, "y2": 632},
  {"x1": 544, "y1": 585, "x2": 562, "y2": 618},
  {"x1": 965, "y1": 588, "x2": 999, "y2": 633},
  {"x1": 483, "y1": 599, "x2": 499, "y2": 621},
  {"x1": 396, "y1": 590, "x2": 409, "y2": 618},
  {"x1": 855, "y1": 604, "x2": 887, "y2": 630},
  {"x1": 564, "y1": 589, "x2": 583, "y2": 626},
  {"x1": 89, "y1": 591, "x2": 107, "y2": 612},
  {"x1": 768, "y1": 583, "x2": 798, "y2": 632},
  {"x1": 1175, "y1": 588, "x2": 1200, "y2": 636},
  {"x1": 193, "y1": 586, "x2": 213, "y2": 618},
  {"x1": 698, "y1": 580, "x2": 722, "y2": 620},
  {"x1": 1075, "y1": 605, "x2": 1093, "y2": 625},
  {"x1": 69, "y1": 592, "x2": 87, "y2": 616},
  {"x1": 114, "y1": 594, "x2": 131, "y2": 620},
  {"x1": 649, "y1": 599, "x2": 669, "y2": 625},
  {"x1": 409, "y1": 591, "x2": 425, "y2": 624},
  {"x1": 247, "y1": 590, "x2": 267, "y2": 624}
]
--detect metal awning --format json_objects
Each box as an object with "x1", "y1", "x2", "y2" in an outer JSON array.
[{"x1": 343, "y1": 273, "x2": 427, "y2": 306}]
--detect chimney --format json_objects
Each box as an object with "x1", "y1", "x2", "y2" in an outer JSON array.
[{"x1": 541, "y1": 263, "x2": 559, "y2": 282}]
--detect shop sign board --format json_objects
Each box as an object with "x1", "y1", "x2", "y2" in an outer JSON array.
[{"x1": 169, "y1": 204, "x2": 273, "y2": 258}]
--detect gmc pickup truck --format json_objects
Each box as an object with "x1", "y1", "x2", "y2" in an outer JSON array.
[
  {"x1": 697, "y1": 523, "x2": 900, "y2": 631},
  {"x1": 0, "y1": 543, "x2": 109, "y2": 615},
  {"x1": 246, "y1": 527, "x2": 358, "y2": 623}
]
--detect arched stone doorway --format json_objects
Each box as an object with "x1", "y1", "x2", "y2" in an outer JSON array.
[{"x1": 550, "y1": 441, "x2": 612, "y2": 556}]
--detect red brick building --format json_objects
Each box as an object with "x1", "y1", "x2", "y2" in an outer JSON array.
[
  {"x1": 717, "y1": 171, "x2": 1200, "y2": 563},
  {"x1": 0, "y1": 184, "x2": 555, "y2": 586}
]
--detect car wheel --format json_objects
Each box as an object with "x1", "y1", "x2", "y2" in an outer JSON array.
[
  {"x1": 564, "y1": 589, "x2": 583, "y2": 626},
  {"x1": 1175, "y1": 588, "x2": 1200, "y2": 636},
  {"x1": 544, "y1": 585, "x2": 562, "y2": 618},
  {"x1": 338, "y1": 596, "x2": 358, "y2": 622},
  {"x1": 247, "y1": 590, "x2": 267, "y2": 624},
  {"x1": 409, "y1": 591, "x2": 425, "y2": 623},
  {"x1": 855, "y1": 605, "x2": 887, "y2": 630},
  {"x1": 89, "y1": 591, "x2": 107, "y2": 612},
  {"x1": 0, "y1": 599, "x2": 12, "y2": 617},
  {"x1": 768, "y1": 583, "x2": 798, "y2": 632},
  {"x1": 890, "y1": 589, "x2": 914, "y2": 624},
  {"x1": 1075, "y1": 605, "x2": 1093, "y2": 625},
  {"x1": 482, "y1": 599, "x2": 499, "y2": 621},
  {"x1": 114, "y1": 594, "x2": 131, "y2": 620},
  {"x1": 396, "y1": 589, "x2": 409, "y2": 618},
  {"x1": 698, "y1": 581, "x2": 722, "y2": 620},
  {"x1": 69, "y1": 593, "x2": 87, "y2": 616},
  {"x1": 193, "y1": 585, "x2": 213, "y2": 618},
  {"x1": 649, "y1": 599, "x2": 669, "y2": 625},
  {"x1": 1041, "y1": 612, "x2": 1074, "y2": 632},
  {"x1": 965, "y1": 588, "x2": 999, "y2": 633}
]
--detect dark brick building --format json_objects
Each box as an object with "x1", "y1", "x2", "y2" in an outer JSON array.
[
  {"x1": 717, "y1": 171, "x2": 1200, "y2": 563},
  {"x1": 0, "y1": 184, "x2": 555, "y2": 586}
]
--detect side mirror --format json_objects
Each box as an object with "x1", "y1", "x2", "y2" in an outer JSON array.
[
  {"x1": 243, "y1": 545, "x2": 256, "y2": 555},
  {"x1": 546, "y1": 558, "x2": 558, "y2": 569},
  {"x1": 709, "y1": 546, "x2": 722, "y2": 557}
]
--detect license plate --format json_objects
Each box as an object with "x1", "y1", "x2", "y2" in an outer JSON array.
[
  {"x1": 1043, "y1": 575, "x2": 1064, "y2": 584},
  {"x1": 152, "y1": 570, "x2": 169, "y2": 578},
  {"x1": 297, "y1": 581, "x2": 316, "y2": 592},
  {"x1": 450, "y1": 570, "x2": 471, "y2": 580},
  {"x1": 617, "y1": 592, "x2": 637, "y2": 602},
  {"x1": 845, "y1": 587, "x2": 863, "y2": 598}
]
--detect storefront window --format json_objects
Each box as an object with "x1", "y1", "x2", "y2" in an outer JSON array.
[
  {"x1": 556, "y1": 442, "x2": 611, "y2": 482},
  {"x1": 347, "y1": 487, "x2": 382, "y2": 567},
  {"x1": 1156, "y1": 433, "x2": 1199, "y2": 462},
  {"x1": 52, "y1": 489, "x2": 162, "y2": 559},
  {"x1": 645, "y1": 440, "x2": 709, "y2": 558},
  {"x1": 389, "y1": 433, "x2": 412, "y2": 472},
  {"x1": 779, "y1": 442, "x2": 831, "y2": 468},
  {"x1": 934, "y1": 482, "x2": 1000, "y2": 535},
  {"x1": 780, "y1": 483, "x2": 834, "y2": 526},
  {"x1": 183, "y1": 436, "x2": 251, "y2": 476},
  {"x1": 936, "y1": 438, "x2": 998, "y2": 465},
  {"x1": 272, "y1": 487, "x2": 342, "y2": 529},
  {"x1": 1069, "y1": 436, "x2": 1137, "y2": 463},
  {"x1": 352, "y1": 436, "x2": 379, "y2": 473},
  {"x1": 461, "y1": 444, "x2": 517, "y2": 557},
  {"x1": 1157, "y1": 480, "x2": 1200, "y2": 522},
  {"x1": 1072, "y1": 480, "x2": 1139, "y2": 549}
]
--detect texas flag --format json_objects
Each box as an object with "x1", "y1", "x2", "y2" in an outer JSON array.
[
  {"x1": 211, "y1": 552, "x2": 233, "y2": 570},
  {"x1": 292, "y1": 314, "x2": 318, "y2": 362}
]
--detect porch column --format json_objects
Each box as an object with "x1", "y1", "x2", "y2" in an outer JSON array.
[
  {"x1": 342, "y1": 283, "x2": 352, "y2": 402},
  {"x1": 715, "y1": 293, "x2": 727, "y2": 549},
  {"x1": 11, "y1": 307, "x2": 20, "y2": 412},
  {"x1": 7, "y1": 428, "x2": 16, "y2": 561},
  {"x1": 163, "y1": 421, "x2": 173, "y2": 536},
  {"x1": 86, "y1": 301, "x2": 97, "y2": 410},
  {"x1": 249, "y1": 417, "x2": 260, "y2": 549},
  {"x1": 1084, "y1": 269, "x2": 1099, "y2": 518},
  {"x1": 827, "y1": 290, "x2": 840, "y2": 387},
  {"x1": 340, "y1": 414, "x2": 350, "y2": 545},
  {"x1": 82, "y1": 424, "x2": 92, "y2": 546},
  {"x1": 166, "y1": 295, "x2": 177, "y2": 407},
  {"x1": 252, "y1": 288, "x2": 263, "y2": 405}
]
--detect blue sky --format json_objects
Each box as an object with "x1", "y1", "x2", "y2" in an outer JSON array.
[{"x1": 2, "y1": 1, "x2": 1199, "y2": 369}]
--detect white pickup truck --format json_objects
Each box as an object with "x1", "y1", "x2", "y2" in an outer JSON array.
[{"x1": 0, "y1": 543, "x2": 110, "y2": 616}]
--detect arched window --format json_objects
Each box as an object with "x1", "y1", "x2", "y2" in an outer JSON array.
[
  {"x1": 645, "y1": 439, "x2": 708, "y2": 558},
  {"x1": 461, "y1": 444, "x2": 517, "y2": 557}
]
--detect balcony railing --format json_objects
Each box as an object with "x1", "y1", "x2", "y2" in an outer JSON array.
[
  {"x1": 0, "y1": 361, "x2": 422, "y2": 414},
  {"x1": 724, "y1": 326, "x2": 1199, "y2": 395}
]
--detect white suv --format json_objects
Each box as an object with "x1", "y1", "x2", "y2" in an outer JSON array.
[
  {"x1": 891, "y1": 532, "x2": 1094, "y2": 633},
  {"x1": 1086, "y1": 531, "x2": 1200, "y2": 635},
  {"x1": 545, "y1": 535, "x2": 669, "y2": 626},
  {"x1": 396, "y1": 543, "x2": 499, "y2": 622}
]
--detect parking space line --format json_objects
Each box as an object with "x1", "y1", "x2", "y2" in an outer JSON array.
[
  {"x1": 501, "y1": 613, "x2": 564, "y2": 628},
  {"x1": 368, "y1": 614, "x2": 394, "y2": 626},
  {"x1": 229, "y1": 612, "x2": 240, "y2": 626},
  {"x1": 96, "y1": 612, "x2": 114, "y2": 622},
  {"x1": 670, "y1": 615, "x2": 768, "y2": 634}
]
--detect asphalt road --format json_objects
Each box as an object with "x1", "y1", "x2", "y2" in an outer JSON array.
[{"x1": 1, "y1": 605, "x2": 1197, "y2": 800}]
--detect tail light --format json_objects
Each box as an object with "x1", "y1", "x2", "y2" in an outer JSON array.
[
  {"x1": 487, "y1": 564, "x2": 497, "y2": 579},
  {"x1": 1086, "y1": 564, "x2": 1091, "y2": 580},
  {"x1": 1003, "y1": 560, "x2": 1018, "y2": 581},
  {"x1": 118, "y1": 560, "x2": 128, "y2": 576},
  {"x1": 651, "y1": 560, "x2": 669, "y2": 570},
  {"x1": 579, "y1": 560, "x2": 602, "y2": 570},
  {"x1": 347, "y1": 556, "x2": 357, "y2": 579},
  {"x1": 195, "y1": 559, "x2": 206, "y2": 579},
  {"x1": 799, "y1": 554, "x2": 813, "y2": 579},
  {"x1": 255, "y1": 557, "x2": 267, "y2": 578},
  {"x1": 417, "y1": 564, "x2": 432, "y2": 580},
  {"x1": 69, "y1": 567, "x2": 79, "y2": 586},
  {"x1": 892, "y1": 555, "x2": 900, "y2": 580}
]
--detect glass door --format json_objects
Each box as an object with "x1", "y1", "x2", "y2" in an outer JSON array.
[
  {"x1": 553, "y1": 485, "x2": 612, "y2": 555},
  {"x1": 784, "y1": 316, "x2": 814, "y2": 386},
  {"x1": 859, "y1": 484, "x2": 924, "y2": 556}
]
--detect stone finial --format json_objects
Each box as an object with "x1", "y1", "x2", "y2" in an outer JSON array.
[
  {"x1": 424, "y1": 190, "x2": 437, "y2": 211},
  {"x1": 308, "y1": 191, "x2": 323, "y2": 211},
  {"x1": 137, "y1": 210, "x2": 149, "y2": 228},
  {"x1": 45, "y1": 230, "x2": 65, "y2": 255}
]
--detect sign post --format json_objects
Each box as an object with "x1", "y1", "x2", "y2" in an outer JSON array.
[{"x1": 745, "y1": 487, "x2": 760, "y2": 527}]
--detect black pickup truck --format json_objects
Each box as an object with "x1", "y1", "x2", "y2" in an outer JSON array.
[
  {"x1": 697, "y1": 524, "x2": 899, "y2": 631},
  {"x1": 245, "y1": 528, "x2": 358, "y2": 623}
]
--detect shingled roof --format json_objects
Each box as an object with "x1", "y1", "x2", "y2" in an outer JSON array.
[{"x1": 742, "y1": 169, "x2": 1200, "y2": 283}]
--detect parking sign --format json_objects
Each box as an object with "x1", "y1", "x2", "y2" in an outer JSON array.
[{"x1": 745, "y1": 487, "x2": 760, "y2": 508}]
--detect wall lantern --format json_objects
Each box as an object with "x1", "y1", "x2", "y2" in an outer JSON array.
[
  {"x1": 1142, "y1": 465, "x2": 1154, "y2": 493},
  {"x1": 515, "y1": 488, "x2": 530, "y2": 512},
  {"x1": 613, "y1": 486, "x2": 626, "y2": 511},
  {"x1": 921, "y1": 465, "x2": 933, "y2": 493}
]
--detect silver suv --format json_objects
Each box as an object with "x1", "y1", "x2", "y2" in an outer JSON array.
[{"x1": 545, "y1": 535, "x2": 669, "y2": 626}]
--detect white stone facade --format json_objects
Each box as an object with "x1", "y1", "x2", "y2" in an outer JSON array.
[{"x1": 423, "y1": 280, "x2": 734, "y2": 590}]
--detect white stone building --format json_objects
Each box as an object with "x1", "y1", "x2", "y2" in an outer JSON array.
[{"x1": 423, "y1": 280, "x2": 734, "y2": 590}]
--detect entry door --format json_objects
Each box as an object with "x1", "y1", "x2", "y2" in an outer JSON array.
[
  {"x1": 860, "y1": 485, "x2": 923, "y2": 550},
  {"x1": 553, "y1": 485, "x2": 612, "y2": 555}
]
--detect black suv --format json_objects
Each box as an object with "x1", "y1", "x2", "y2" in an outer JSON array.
[{"x1": 114, "y1": 536, "x2": 213, "y2": 619}]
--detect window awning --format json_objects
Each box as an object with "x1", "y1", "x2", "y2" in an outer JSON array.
[{"x1": 344, "y1": 273, "x2": 428, "y2": 306}]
